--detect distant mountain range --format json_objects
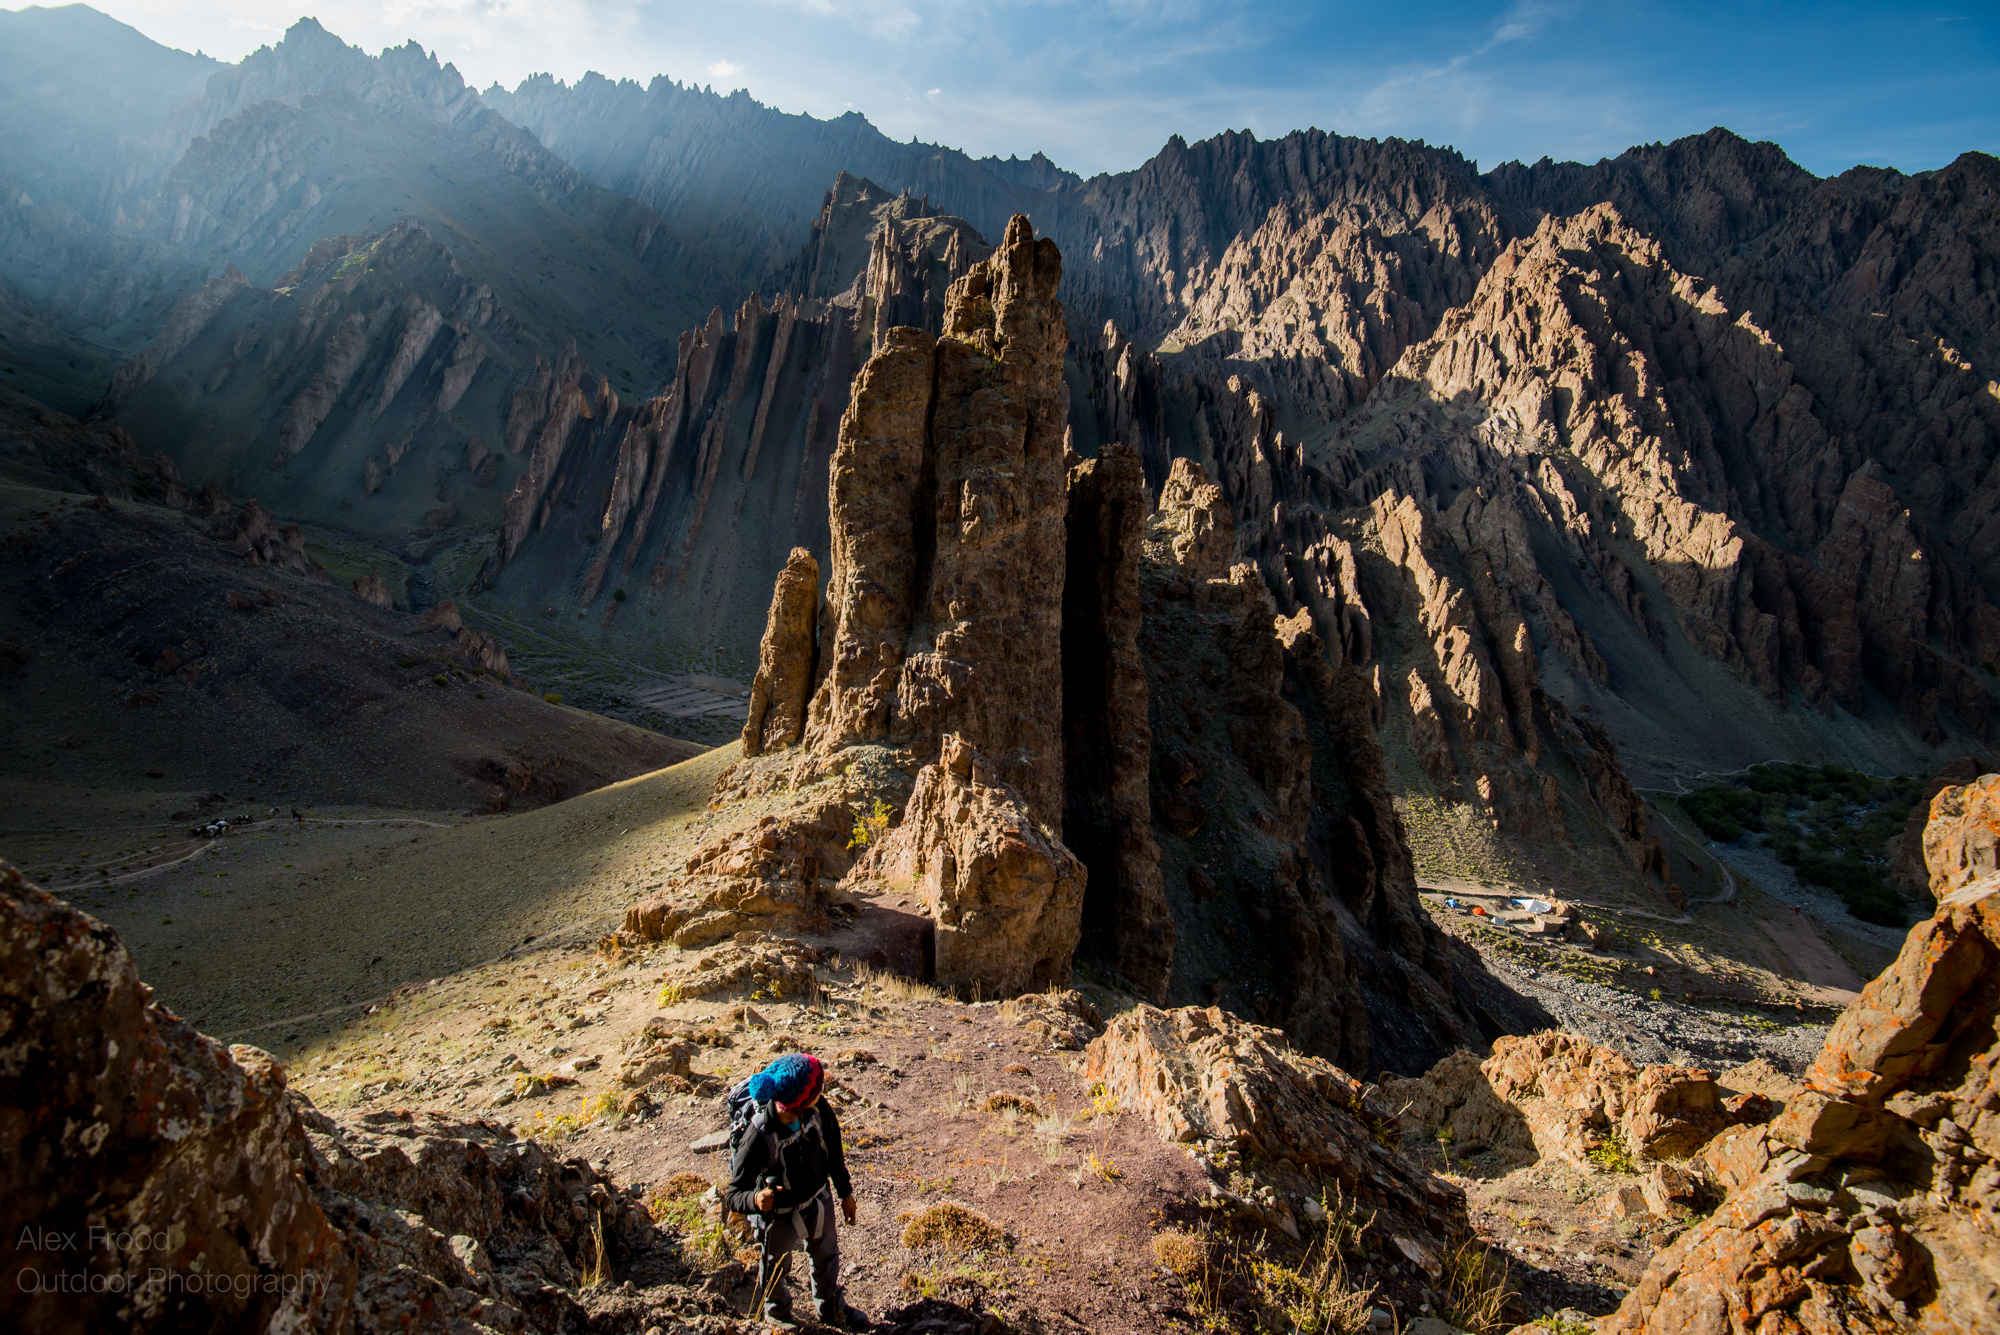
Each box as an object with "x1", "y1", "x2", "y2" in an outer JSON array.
[{"x1": 4, "y1": 3, "x2": 1998, "y2": 875}]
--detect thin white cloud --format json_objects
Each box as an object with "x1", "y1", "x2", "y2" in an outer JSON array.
[{"x1": 707, "y1": 59, "x2": 743, "y2": 80}]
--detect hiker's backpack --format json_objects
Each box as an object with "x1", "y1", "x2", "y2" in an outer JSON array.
[{"x1": 722, "y1": 1078, "x2": 765, "y2": 1165}]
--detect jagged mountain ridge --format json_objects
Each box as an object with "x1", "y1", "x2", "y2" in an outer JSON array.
[
  {"x1": 8, "y1": 8, "x2": 1998, "y2": 877},
  {"x1": 482, "y1": 72, "x2": 1076, "y2": 293},
  {"x1": 14, "y1": 15, "x2": 764, "y2": 568},
  {"x1": 459, "y1": 107, "x2": 2000, "y2": 821},
  {"x1": 1052, "y1": 128, "x2": 2000, "y2": 875}
]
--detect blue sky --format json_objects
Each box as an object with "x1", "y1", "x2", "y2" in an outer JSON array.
[{"x1": 55, "y1": 0, "x2": 2000, "y2": 177}]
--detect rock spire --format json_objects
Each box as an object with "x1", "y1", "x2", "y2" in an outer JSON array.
[{"x1": 804, "y1": 214, "x2": 1070, "y2": 823}]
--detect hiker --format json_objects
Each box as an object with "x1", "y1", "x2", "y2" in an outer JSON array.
[{"x1": 724, "y1": 1053, "x2": 868, "y2": 1331}]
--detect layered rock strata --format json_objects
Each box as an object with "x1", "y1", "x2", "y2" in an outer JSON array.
[{"x1": 0, "y1": 860, "x2": 682, "y2": 1335}]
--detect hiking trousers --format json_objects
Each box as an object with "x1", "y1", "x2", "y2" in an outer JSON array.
[{"x1": 755, "y1": 1190, "x2": 842, "y2": 1320}]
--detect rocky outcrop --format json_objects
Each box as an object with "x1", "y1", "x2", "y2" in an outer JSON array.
[
  {"x1": 229, "y1": 497, "x2": 322, "y2": 576},
  {"x1": 1897, "y1": 758, "x2": 1980, "y2": 894},
  {"x1": 1140, "y1": 457, "x2": 1504, "y2": 1074},
  {"x1": 1604, "y1": 788, "x2": 2000, "y2": 1335},
  {"x1": 352, "y1": 567, "x2": 394, "y2": 609},
  {"x1": 842, "y1": 734, "x2": 1085, "y2": 996},
  {"x1": 448, "y1": 624, "x2": 511, "y2": 676},
  {"x1": 1085, "y1": 1004, "x2": 1468, "y2": 1268},
  {"x1": 622, "y1": 797, "x2": 853, "y2": 950},
  {"x1": 805, "y1": 214, "x2": 1071, "y2": 819},
  {"x1": 1002, "y1": 989, "x2": 1105, "y2": 1051},
  {"x1": 741, "y1": 546, "x2": 820, "y2": 756},
  {"x1": 648, "y1": 937, "x2": 825, "y2": 1005},
  {"x1": 0, "y1": 860, "x2": 683, "y2": 1335},
  {"x1": 0, "y1": 860, "x2": 351, "y2": 1332},
  {"x1": 1063, "y1": 442, "x2": 1172, "y2": 998},
  {"x1": 1384, "y1": 1032, "x2": 1728, "y2": 1170},
  {"x1": 1921, "y1": 772, "x2": 2000, "y2": 902}
]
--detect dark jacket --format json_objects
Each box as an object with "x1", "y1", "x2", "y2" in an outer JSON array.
[{"x1": 723, "y1": 1100, "x2": 851, "y2": 1217}]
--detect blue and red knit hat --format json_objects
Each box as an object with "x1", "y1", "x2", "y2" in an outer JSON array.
[{"x1": 747, "y1": 1052, "x2": 824, "y2": 1112}]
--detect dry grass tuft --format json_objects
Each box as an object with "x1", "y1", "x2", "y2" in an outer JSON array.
[
  {"x1": 852, "y1": 959, "x2": 944, "y2": 1004},
  {"x1": 982, "y1": 1091, "x2": 1039, "y2": 1116},
  {"x1": 659, "y1": 1171, "x2": 709, "y2": 1201},
  {"x1": 1440, "y1": 1234, "x2": 1516, "y2": 1334},
  {"x1": 1153, "y1": 1227, "x2": 1229, "y2": 1313},
  {"x1": 898, "y1": 1201, "x2": 1007, "y2": 1253},
  {"x1": 1152, "y1": 1229, "x2": 1209, "y2": 1276}
]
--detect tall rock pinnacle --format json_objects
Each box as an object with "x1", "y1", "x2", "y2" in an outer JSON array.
[{"x1": 805, "y1": 215, "x2": 1070, "y2": 824}]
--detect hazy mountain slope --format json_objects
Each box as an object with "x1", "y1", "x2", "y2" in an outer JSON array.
[
  {"x1": 478, "y1": 175, "x2": 992, "y2": 668},
  {"x1": 65, "y1": 19, "x2": 766, "y2": 569},
  {"x1": 482, "y1": 72, "x2": 1074, "y2": 288},
  {"x1": 0, "y1": 384, "x2": 701, "y2": 825},
  {"x1": 0, "y1": 4, "x2": 218, "y2": 227},
  {"x1": 0, "y1": 274, "x2": 118, "y2": 415}
]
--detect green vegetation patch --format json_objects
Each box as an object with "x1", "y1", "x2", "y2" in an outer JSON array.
[{"x1": 1677, "y1": 763, "x2": 1922, "y2": 927}]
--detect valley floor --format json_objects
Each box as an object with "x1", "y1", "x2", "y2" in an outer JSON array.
[
  {"x1": 3, "y1": 642, "x2": 1933, "y2": 1334},
  {"x1": 15, "y1": 735, "x2": 1894, "y2": 1333}
]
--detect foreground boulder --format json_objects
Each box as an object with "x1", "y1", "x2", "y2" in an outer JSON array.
[
  {"x1": 843, "y1": 733, "x2": 1085, "y2": 996},
  {"x1": 1605, "y1": 777, "x2": 2000, "y2": 1335},
  {"x1": 1085, "y1": 1004, "x2": 1466, "y2": 1270},
  {"x1": 0, "y1": 863, "x2": 350, "y2": 1331},
  {"x1": 622, "y1": 797, "x2": 853, "y2": 948},
  {"x1": 1922, "y1": 771, "x2": 2000, "y2": 901},
  {"x1": 0, "y1": 861, "x2": 694, "y2": 1334}
]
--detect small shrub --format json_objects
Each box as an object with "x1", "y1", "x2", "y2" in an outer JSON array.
[
  {"x1": 613, "y1": 588, "x2": 627, "y2": 602},
  {"x1": 982, "y1": 1091, "x2": 1039, "y2": 1117},
  {"x1": 1680, "y1": 784, "x2": 1766, "y2": 842},
  {"x1": 848, "y1": 797, "x2": 893, "y2": 850},
  {"x1": 1586, "y1": 1131, "x2": 1638, "y2": 1174},
  {"x1": 543, "y1": 692, "x2": 562, "y2": 705},
  {"x1": 899, "y1": 1202, "x2": 1005, "y2": 1253},
  {"x1": 1152, "y1": 1230, "x2": 1225, "y2": 1311},
  {"x1": 659, "y1": 1171, "x2": 709, "y2": 1200},
  {"x1": 1082, "y1": 1079, "x2": 1119, "y2": 1119},
  {"x1": 1794, "y1": 852, "x2": 1907, "y2": 926}
]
